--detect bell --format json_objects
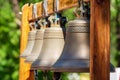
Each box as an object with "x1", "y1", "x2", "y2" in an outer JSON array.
[
  {"x1": 52, "y1": 17, "x2": 90, "y2": 72},
  {"x1": 31, "y1": 25, "x2": 65, "y2": 70},
  {"x1": 52, "y1": 0, "x2": 90, "y2": 71},
  {"x1": 20, "y1": 30, "x2": 36, "y2": 58},
  {"x1": 24, "y1": 19, "x2": 46, "y2": 63},
  {"x1": 25, "y1": 29, "x2": 44, "y2": 63}
]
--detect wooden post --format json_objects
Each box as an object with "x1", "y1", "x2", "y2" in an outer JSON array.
[
  {"x1": 90, "y1": 0, "x2": 110, "y2": 80},
  {"x1": 19, "y1": 4, "x2": 34, "y2": 80}
]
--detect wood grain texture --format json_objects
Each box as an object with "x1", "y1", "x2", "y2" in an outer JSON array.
[
  {"x1": 90, "y1": 0, "x2": 110, "y2": 80},
  {"x1": 28, "y1": 0, "x2": 90, "y2": 21},
  {"x1": 19, "y1": 4, "x2": 34, "y2": 80}
]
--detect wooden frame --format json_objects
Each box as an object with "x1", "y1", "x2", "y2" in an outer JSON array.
[
  {"x1": 19, "y1": 0, "x2": 110, "y2": 80},
  {"x1": 90, "y1": 0, "x2": 110, "y2": 80}
]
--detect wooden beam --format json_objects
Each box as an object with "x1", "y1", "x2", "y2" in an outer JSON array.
[
  {"x1": 19, "y1": 4, "x2": 34, "y2": 80},
  {"x1": 90, "y1": 0, "x2": 110, "y2": 80},
  {"x1": 28, "y1": 0, "x2": 90, "y2": 21}
]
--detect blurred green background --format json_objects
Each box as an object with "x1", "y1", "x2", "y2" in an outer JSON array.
[{"x1": 0, "y1": 0, "x2": 120, "y2": 80}]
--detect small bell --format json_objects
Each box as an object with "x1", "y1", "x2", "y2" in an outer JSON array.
[
  {"x1": 20, "y1": 24, "x2": 36, "y2": 58},
  {"x1": 20, "y1": 4, "x2": 38, "y2": 59},
  {"x1": 31, "y1": 14, "x2": 65, "y2": 70},
  {"x1": 52, "y1": 0, "x2": 90, "y2": 72},
  {"x1": 25, "y1": 19, "x2": 46, "y2": 63},
  {"x1": 25, "y1": 30, "x2": 44, "y2": 63}
]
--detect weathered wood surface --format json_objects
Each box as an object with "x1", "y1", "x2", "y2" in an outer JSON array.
[
  {"x1": 19, "y1": 4, "x2": 34, "y2": 80},
  {"x1": 90, "y1": 0, "x2": 110, "y2": 80},
  {"x1": 28, "y1": 0, "x2": 90, "y2": 21}
]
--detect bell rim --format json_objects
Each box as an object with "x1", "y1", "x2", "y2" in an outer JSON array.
[
  {"x1": 51, "y1": 67, "x2": 89, "y2": 72},
  {"x1": 31, "y1": 66, "x2": 51, "y2": 70},
  {"x1": 51, "y1": 59, "x2": 89, "y2": 72},
  {"x1": 24, "y1": 57, "x2": 37, "y2": 63},
  {"x1": 24, "y1": 60, "x2": 33, "y2": 63}
]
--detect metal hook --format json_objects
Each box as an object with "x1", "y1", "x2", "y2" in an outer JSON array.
[
  {"x1": 75, "y1": 0, "x2": 87, "y2": 18},
  {"x1": 53, "y1": 72, "x2": 62, "y2": 80},
  {"x1": 30, "y1": 22, "x2": 35, "y2": 30},
  {"x1": 80, "y1": 0, "x2": 86, "y2": 17},
  {"x1": 38, "y1": 19, "x2": 43, "y2": 28},
  {"x1": 38, "y1": 18, "x2": 48, "y2": 29}
]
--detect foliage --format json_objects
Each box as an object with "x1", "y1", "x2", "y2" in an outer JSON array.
[
  {"x1": 0, "y1": 0, "x2": 20, "y2": 80},
  {"x1": 0, "y1": 0, "x2": 120, "y2": 80},
  {"x1": 19, "y1": 0, "x2": 42, "y2": 8},
  {"x1": 110, "y1": 0, "x2": 120, "y2": 66}
]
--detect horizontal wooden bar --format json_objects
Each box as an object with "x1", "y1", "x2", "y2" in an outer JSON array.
[{"x1": 28, "y1": 0, "x2": 90, "y2": 21}]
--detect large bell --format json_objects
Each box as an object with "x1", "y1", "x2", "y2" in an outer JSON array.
[
  {"x1": 20, "y1": 30, "x2": 36, "y2": 58},
  {"x1": 31, "y1": 25, "x2": 65, "y2": 70},
  {"x1": 25, "y1": 29, "x2": 44, "y2": 63},
  {"x1": 52, "y1": 17, "x2": 90, "y2": 72}
]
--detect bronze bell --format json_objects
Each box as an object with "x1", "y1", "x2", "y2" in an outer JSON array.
[
  {"x1": 52, "y1": 17, "x2": 90, "y2": 72},
  {"x1": 31, "y1": 24, "x2": 65, "y2": 70},
  {"x1": 25, "y1": 29, "x2": 44, "y2": 63},
  {"x1": 20, "y1": 30, "x2": 36, "y2": 58},
  {"x1": 51, "y1": 0, "x2": 90, "y2": 72},
  {"x1": 52, "y1": 1, "x2": 90, "y2": 71}
]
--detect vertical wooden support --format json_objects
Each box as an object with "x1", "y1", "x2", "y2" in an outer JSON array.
[
  {"x1": 90, "y1": 0, "x2": 110, "y2": 80},
  {"x1": 19, "y1": 4, "x2": 34, "y2": 80}
]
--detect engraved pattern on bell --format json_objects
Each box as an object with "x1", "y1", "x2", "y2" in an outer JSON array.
[
  {"x1": 67, "y1": 18, "x2": 90, "y2": 33},
  {"x1": 67, "y1": 26, "x2": 90, "y2": 33},
  {"x1": 44, "y1": 28, "x2": 64, "y2": 39}
]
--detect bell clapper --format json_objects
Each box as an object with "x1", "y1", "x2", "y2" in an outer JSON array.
[{"x1": 53, "y1": 72, "x2": 62, "y2": 80}]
